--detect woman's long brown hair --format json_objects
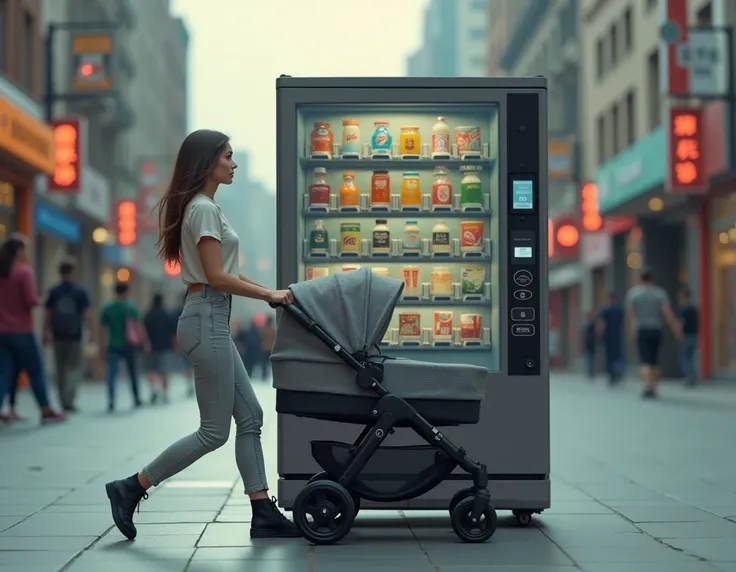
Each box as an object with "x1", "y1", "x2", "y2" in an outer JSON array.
[{"x1": 156, "y1": 129, "x2": 229, "y2": 264}]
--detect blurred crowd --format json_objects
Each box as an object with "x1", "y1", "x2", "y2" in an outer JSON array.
[{"x1": 0, "y1": 233, "x2": 275, "y2": 426}]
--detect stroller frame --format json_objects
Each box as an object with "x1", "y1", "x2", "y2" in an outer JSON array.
[{"x1": 275, "y1": 301, "x2": 493, "y2": 529}]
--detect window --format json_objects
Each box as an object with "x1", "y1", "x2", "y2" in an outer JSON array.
[
  {"x1": 597, "y1": 114, "x2": 606, "y2": 165},
  {"x1": 647, "y1": 0, "x2": 657, "y2": 12},
  {"x1": 20, "y1": 11, "x2": 33, "y2": 90},
  {"x1": 612, "y1": 104, "x2": 620, "y2": 155},
  {"x1": 610, "y1": 23, "x2": 618, "y2": 67},
  {"x1": 596, "y1": 38, "x2": 604, "y2": 78},
  {"x1": 647, "y1": 49, "x2": 661, "y2": 130},
  {"x1": 623, "y1": 7, "x2": 633, "y2": 52},
  {"x1": 625, "y1": 90, "x2": 636, "y2": 146}
]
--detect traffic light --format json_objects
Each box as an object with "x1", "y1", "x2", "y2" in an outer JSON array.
[{"x1": 118, "y1": 200, "x2": 137, "y2": 246}]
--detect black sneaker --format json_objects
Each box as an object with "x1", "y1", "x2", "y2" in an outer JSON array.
[
  {"x1": 642, "y1": 388, "x2": 657, "y2": 399},
  {"x1": 105, "y1": 476, "x2": 148, "y2": 540},
  {"x1": 250, "y1": 497, "x2": 301, "y2": 538}
]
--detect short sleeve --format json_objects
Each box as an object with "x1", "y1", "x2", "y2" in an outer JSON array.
[
  {"x1": 187, "y1": 202, "x2": 222, "y2": 244},
  {"x1": 658, "y1": 288, "x2": 671, "y2": 307}
]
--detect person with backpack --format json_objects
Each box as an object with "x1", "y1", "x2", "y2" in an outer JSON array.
[
  {"x1": 43, "y1": 258, "x2": 93, "y2": 413},
  {"x1": 100, "y1": 281, "x2": 148, "y2": 412}
]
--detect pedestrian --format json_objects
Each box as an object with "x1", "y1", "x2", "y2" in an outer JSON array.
[
  {"x1": 104, "y1": 129, "x2": 299, "y2": 541},
  {"x1": 597, "y1": 292, "x2": 625, "y2": 385},
  {"x1": 678, "y1": 286, "x2": 699, "y2": 387},
  {"x1": 142, "y1": 293, "x2": 176, "y2": 403},
  {"x1": 625, "y1": 267, "x2": 683, "y2": 399},
  {"x1": 0, "y1": 233, "x2": 65, "y2": 424},
  {"x1": 243, "y1": 321, "x2": 262, "y2": 377},
  {"x1": 43, "y1": 257, "x2": 93, "y2": 412},
  {"x1": 100, "y1": 281, "x2": 147, "y2": 412},
  {"x1": 583, "y1": 310, "x2": 597, "y2": 379},
  {"x1": 259, "y1": 316, "x2": 276, "y2": 380}
]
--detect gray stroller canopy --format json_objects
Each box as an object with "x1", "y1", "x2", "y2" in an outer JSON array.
[{"x1": 271, "y1": 268, "x2": 404, "y2": 363}]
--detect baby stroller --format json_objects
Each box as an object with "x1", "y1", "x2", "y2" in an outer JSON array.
[{"x1": 270, "y1": 268, "x2": 496, "y2": 545}]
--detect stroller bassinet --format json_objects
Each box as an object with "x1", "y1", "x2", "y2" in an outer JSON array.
[{"x1": 270, "y1": 269, "x2": 497, "y2": 546}]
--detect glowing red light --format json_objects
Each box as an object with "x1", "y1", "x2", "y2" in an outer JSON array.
[{"x1": 80, "y1": 63, "x2": 95, "y2": 77}]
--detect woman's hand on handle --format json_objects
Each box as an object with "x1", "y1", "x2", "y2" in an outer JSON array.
[{"x1": 268, "y1": 289, "x2": 294, "y2": 306}]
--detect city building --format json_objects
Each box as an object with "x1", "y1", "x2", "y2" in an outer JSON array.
[
  {"x1": 0, "y1": 0, "x2": 54, "y2": 249},
  {"x1": 40, "y1": 0, "x2": 188, "y2": 314},
  {"x1": 485, "y1": 0, "x2": 527, "y2": 76},
  {"x1": 495, "y1": 0, "x2": 583, "y2": 368},
  {"x1": 580, "y1": 0, "x2": 735, "y2": 380},
  {"x1": 406, "y1": 0, "x2": 487, "y2": 77}
]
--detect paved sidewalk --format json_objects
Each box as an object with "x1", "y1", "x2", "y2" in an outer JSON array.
[{"x1": 0, "y1": 374, "x2": 735, "y2": 571}]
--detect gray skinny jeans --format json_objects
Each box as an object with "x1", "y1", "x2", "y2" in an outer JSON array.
[{"x1": 142, "y1": 286, "x2": 268, "y2": 494}]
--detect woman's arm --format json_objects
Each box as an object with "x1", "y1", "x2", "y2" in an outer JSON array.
[
  {"x1": 199, "y1": 238, "x2": 287, "y2": 302},
  {"x1": 239, "y1": 273, "x2": 268, "y2": 289}
]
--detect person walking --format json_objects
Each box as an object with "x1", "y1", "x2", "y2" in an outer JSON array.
[
  {"x1": 143, "y1": 293, "x2": 176, "y2": 403},
  {"x1": 625, "y1": 267, "x2": 683, "y2": 399},
  {"x1": 104, "y1": 129, "x2": 299, "y2": 541},
  {"x1": 597, "y1": 292, "x2": 625, "y2": 385},
  {"x1": 100, "y1": 282, "x2": 147, "y2": 412},
  {"x1": 678, "y1": 287, "x2": 699, "y2": 387},
  {"x1": 583, "y1": 310, "x2": 597, "y2": 379},
  {"x1": 0, "y1": 234, "x2": 65, "y2": 423},
  {"x1": 259, "y1": 316, "x2": 276, "y2": 380},
  {"x1": 43, "y1": 257, "x2": 93, "y2": 412}
]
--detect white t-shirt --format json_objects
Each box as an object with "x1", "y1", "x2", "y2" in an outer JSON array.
[{"x1": 180, "y1": 193, "x2": 240, "y2": 285}]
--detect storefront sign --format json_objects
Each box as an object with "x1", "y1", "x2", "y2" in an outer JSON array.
[
  {"x1": 0, "y1": 96, "x2": 55, "y2": 175},
  {"x1": 71, "y1": 32, "x2": 114, "y2": 92},
  {"x1": 581, "y1": 232, "x2": 612, "y2": 268},
  {"x1": 549, "y1": 215, "x2": 580, "y2": 261},
  {"x1": 34, "y1": 202, "x2": 80, "y2": 243},
  {"x1": 75, "y1": 165, "x2": 110, "y2": 223},
  {"x1": 580, "y1": 183, "x2": 602, "y2": 232},
  {"x1": 117, "y1": 200, "x2": 137, "y2": 246},
  {"x1": 549, "y1": 140, "x2": 573, "y2": 179},
  {"x1": 596, "y1": 127, "x2": 665, "y2": 213},
  {"x1": 49, "y1": 118, "x2": 86, "y2": 193},
  {"x1": 0, "y1": 181, "x2": 14, "y2": 211},
  {"x1": 667, "y1": 106, "x2": 706, "y2": 193}
]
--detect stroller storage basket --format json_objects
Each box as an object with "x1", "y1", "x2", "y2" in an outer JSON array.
[{"x1": 312, "y1": 440, "x2": 457, "y2": 503}]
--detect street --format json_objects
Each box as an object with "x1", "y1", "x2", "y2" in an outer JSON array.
[{"x1": 1, "y1": 374, "x2": 736, "y2": 572}]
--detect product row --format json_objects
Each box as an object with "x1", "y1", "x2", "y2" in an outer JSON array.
[
  {"x1": 306, "y1": 219, "x2": 492, "y2": 257},
  {"x1": 305, "y1": 166, "x2": 489, "y2": 212},
  {"x1": 306, "y1": 264, "x2": 490, "y2": 300},
  {"x1": 310, "y1": 117, "x2": 489, "y2": 160},
  {"x1": 381, "y1": 310, "x2": 491, "y2": 347}
]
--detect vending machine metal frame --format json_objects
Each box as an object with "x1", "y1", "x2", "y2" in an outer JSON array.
[{"x1": 274, "y1": 76, "x2": 550, "y2": 521}]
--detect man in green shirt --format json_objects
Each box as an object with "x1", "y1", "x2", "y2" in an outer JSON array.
[{"x1": 100, "y1": 282, "x2": 147, "y2": 412}]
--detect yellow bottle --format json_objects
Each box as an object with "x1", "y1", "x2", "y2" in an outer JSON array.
[
  {"x1": 401, "y1": 172, "x2": 421, "y2": 207},
  {"x1": 339, "y1": 172, "x2": 359, "y2": 207}
]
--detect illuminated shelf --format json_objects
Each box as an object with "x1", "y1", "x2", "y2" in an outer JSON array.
[
  {"x1": 378, "y1": 345, "x2": 490, "y2": 352},
  {"x1": 300, "y1": 158, "x2": 497, "y2": 172},
  {"x1": 303, "y1": 256, "x2": 492, "y2": 264},
  {"x1": 395, "y1": 299, "x2": 489, "y2": 308},
  {"x1": 303, "y1": 209, "x2": 493, "y2": 219}
]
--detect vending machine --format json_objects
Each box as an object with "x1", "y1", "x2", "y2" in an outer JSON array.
[{"x1": 274, "y1": 77, "x2": 549, "y2": 525}]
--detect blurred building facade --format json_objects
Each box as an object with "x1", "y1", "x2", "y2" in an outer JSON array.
[
  {"x1": 215, "y1": 150, "x2": 276, "y2": 326},
  {"x1": 41, "y1": 0, "x2": 188, "y2": 317},
  {"x1": 0, "y1": 0, "x2": 54, "y2": 251},
  {"x1": 406, "y1": 0, "x2": 487, "y2": 77},
  {"x1": 494, "y1": 0, "x2": 583, "y2": 369},
  {"x1": 485, "y1": 0, "x2": 527, "y2": 76}
]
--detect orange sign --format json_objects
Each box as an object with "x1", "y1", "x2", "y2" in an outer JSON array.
[
  {"x1": 556, "y1": 224, "x2": 579, "y2": 247},
  {"x1": 668, "y1": 107, "x2": 706, "y2": 192},
  {"x1": 49, "y1": 119, "x2": 82, "y2": 193},
  {"x1": 548, "y1": 140, "x2": 573, "y2": 179},
  {"x1": 118, "y1": 200, "x2": 137, "y2": 246},
  {"x1": 549, "y1": 216, "x2": 580, "y2": 261},
  {"x1": 581, "y1": 183, "x2": 602, "y2": 232},
  {"x1": 0, "y1": 96, "x2": 55, "y2": 175}
]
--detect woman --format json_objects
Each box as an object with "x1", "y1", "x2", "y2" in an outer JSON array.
[
  {"x1": 0, "y1": 234, "x2": 65, "y2": 423},
  {"x1": 104, "y1": 130, "x2": 299, "y2": 540}
]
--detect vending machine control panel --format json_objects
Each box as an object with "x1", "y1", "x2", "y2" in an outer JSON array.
[{"x1": 506, "y1": 93, "x2": 541, "y2": 376}]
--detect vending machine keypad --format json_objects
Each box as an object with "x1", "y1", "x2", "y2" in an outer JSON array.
[{"x1": 506, "y1": 93, "x2": 541, "y2": 376}]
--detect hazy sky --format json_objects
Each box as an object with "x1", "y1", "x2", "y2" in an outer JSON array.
[{"x1": 170, "y1": 0, "x2": 430, "y2": 190}]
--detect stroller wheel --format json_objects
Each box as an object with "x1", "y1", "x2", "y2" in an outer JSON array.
[
  {"x1": 307, "y1": 472, "x2": 362, "y2": 519},
  {"x1": 450, "y1": 497, "x2": 497, "y2": 543},
  {"x1": 293, "y1": 480, "x2": 356, "y2": 545},
  {"x1": 448, "y1": 487, "x2": 475, "y2": 516}
]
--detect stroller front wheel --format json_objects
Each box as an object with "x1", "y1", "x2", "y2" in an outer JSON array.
[
  {"x1": 293, "y1": 480, "x2": 356, "y2": 545},
  {"x1": 451, "y1": 497, "x2": 497, "y2": 543},
  {"x1": 307, "y1": 472, "x2": 362, "y2": 518}
]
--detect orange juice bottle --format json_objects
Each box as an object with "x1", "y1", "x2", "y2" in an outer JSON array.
[
  {"x1": 339, "y1": 172, "x2": 359, "y2": 207},
  {"x1": 401, "y1": 172, "x2": 421, "y2": 207}
]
